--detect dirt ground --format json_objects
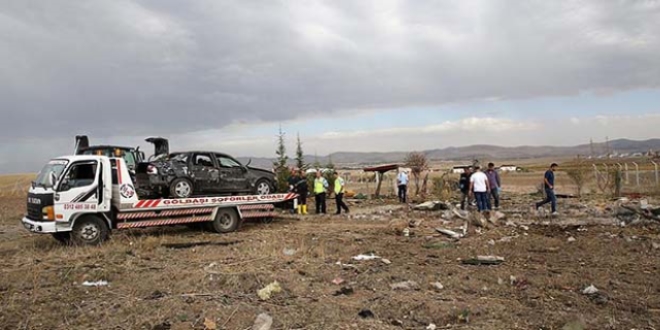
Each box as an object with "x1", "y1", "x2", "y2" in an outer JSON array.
[{"x1": 1, "y1": 193, "x2": 660, "y2": 330}]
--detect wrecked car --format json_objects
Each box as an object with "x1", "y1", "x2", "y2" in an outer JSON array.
[{"x1": 136, "y1": 137, "x2": 276, "y2": 198}]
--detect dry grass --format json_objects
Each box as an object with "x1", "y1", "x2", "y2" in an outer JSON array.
[
  {"x1": 1, "y1": 191, "x2": 660, "y2": 329},
  {"x1": 0, "y1": 174, "x2": 35, "y2": 197}
]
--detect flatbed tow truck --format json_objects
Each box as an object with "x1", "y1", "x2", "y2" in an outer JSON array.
[{"x1": 22, "y1": 155, "x2": 297, "y2": 245}]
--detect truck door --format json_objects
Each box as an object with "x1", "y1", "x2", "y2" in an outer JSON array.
[
  {"x1": 53, "y1": 158, "x2": 111, "y2": 220},
  {"x1": 190, "y1": 153, "x2": 216, "y2": 194},
  {"x1": 215, "y1": 154, "x2": 250, "y2": 193}
]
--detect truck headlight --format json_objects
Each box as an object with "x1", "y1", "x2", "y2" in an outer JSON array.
[{"x1": 42, "y1": 206, "x2": 54, "y2": 221}]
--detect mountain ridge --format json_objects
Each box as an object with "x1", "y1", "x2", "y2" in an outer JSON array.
[{"x1": 237, "y1": 138, "x2": 660, "y2": 169}]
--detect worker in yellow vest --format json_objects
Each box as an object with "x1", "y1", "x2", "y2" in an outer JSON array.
[
  {"x1": 313, "y1": 170, "x2": 329, "y2": 214},
  {"x1": 333, "y1": 171, "x2": 350, "y2": 214}
]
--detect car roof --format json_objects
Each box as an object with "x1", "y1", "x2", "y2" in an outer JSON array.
[
  {"x1": 81, "y1": 145, "x2": 136, "y2": 151},
  {"x1": 169, "y1": 151, "x2": 233, "y2": 156}
]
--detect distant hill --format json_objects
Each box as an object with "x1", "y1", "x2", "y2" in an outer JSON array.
[{"x1": 238, "y1": 138, "x2": 660, "y2": 169}]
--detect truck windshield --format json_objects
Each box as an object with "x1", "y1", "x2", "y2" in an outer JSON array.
[{"x1": 34, "y1": 160, "x2": 68, "y2": 188}]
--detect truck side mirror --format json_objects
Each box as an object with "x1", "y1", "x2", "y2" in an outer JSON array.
[
  {"x1": 46, "y1": 172, "x2": 56, "y2": 188},
  {"x1": 59, "y1": 178, "x2": 70, "y2": 192}
]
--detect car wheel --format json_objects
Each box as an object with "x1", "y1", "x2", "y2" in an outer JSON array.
[
  {"x1": 255, "y1": 179, "x2": 273, "y2": 195},
  {"x1": 170, "y1": 178, "x2": 193, "y2": 198},
  {"x1": 208, "y1": 208, "x2": 239, "y2": 233},
  {"x1": 71, "y1": 216, "x2": 109, "y2": 246}
]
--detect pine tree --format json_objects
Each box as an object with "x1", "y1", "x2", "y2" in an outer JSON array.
[
  {"x1": 295, "y1": 133, "x2": 306, "y2": 172},
  {"x1": 273, "y1": 126, "x2": 291, "y2": 192}
]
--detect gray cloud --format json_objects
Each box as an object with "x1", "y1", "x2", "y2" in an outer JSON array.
[{"x1": 1, "y1": 0, "x2": 660, "y2": 172}]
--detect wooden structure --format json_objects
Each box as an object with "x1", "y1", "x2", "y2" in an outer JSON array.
[{"x1": 363, "y1": 164, "x2": 401, "y2": 197}]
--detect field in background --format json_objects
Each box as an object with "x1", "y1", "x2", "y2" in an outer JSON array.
[{"x1": 0, "y1": 174, "x2": 35, "y2": 197}]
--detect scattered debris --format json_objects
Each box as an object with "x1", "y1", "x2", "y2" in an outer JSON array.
[
  {"x1": 435, "y1": 228, "x2": 463, "y2": 239},
  {"x1": 498, "y1": 236, "x2": 514, "y2": 243},
  {"x1": 257, "y1": 281, "x2": 282, "y2": 301},
  {"x1": 490, "y1": 211, "x2": 507, "y2": 222},
  {"x1": 519, "y1": 225, "x2": 530, "y2": 231},
  {"x1": 282, "y1": 248, "x2": 296, "y2": 256},
  {"x1": 358, "y1": 309, "x2": 375, "y2": 319},
  {"x1": 203, "y1": 318, "x2": 217, "y2": 330},
  {"x1": 391, "y1": 319, "x2": 404, "y2": 326},
  {"x1": 251, "y1": 313, "x2": 273, "y2": 330},
  {"x1": 652, "y1": 242, "x2": 660, "y2": 250},
  {"x1": 390, "y1": 280, "x2": 419, "y2": 291},
  {"x1": 162, "y1": 240, "x2": 241, "y2": 249},
  {"x1": 145, "y1": 290, "x2": 167, "y2": 300},
  {"x1": 567, "y1": 237, "x2": 576, "y2": 243},
  {"x1": 408, "y1": 219, "x2": 424, "y2": 227},
  {"x1": 352, "y1": 253, "x2": 381, "y2": 261},
  {"x1": 334, "y1": 286, "x2": 354, "y2": 296},
  {"x1": 413, "y1": 201, "x2": 451, "y2": 211},
  {"x1": 461, "y1": 255, "x2": 505, "y2": 266},
  {"x1": 430, "y1": 282, "x2": 444, "y2": 291},
  {"x1": 487, "y1": 239, "x2": 495, "y2": 246},
  {"x1": 332, "y1": 278, "x2": 345, "y2": 285},
  {"x1": 402, "y1": 228, "x2": 410, "y2": 237},
  {"x1": 82, "y1": 280, "x2": 109, "y2": 287},
  {"x1": 582, "y1": 285, "x2": 599, "y2": 295},
  {"x1": 381, "y1": 258, "x2": 392, "y2": 265},
  {"x1": 426, "y1": 324, "x2": 437, "y2": 330}
]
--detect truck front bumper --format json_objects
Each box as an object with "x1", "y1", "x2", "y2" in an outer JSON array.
[{"x1": 21, "y1": 217, "x2": 69, "y2": 234}]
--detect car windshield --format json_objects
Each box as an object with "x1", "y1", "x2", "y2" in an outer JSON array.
[{"x1": 34, "y1": 160, "x2": 68, "y2": 188}]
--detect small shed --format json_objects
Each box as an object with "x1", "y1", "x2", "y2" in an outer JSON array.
[{"x1": 363, "y1": 163, "x2": 401, "y2": 197}]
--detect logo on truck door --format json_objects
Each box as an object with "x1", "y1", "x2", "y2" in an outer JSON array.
[{"x1": 119, "y1": 183, "x2": 135, "y2": 198}]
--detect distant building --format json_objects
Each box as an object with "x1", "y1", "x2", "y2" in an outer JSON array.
[
  {"x1": 498, "y1": 164, "x2": 519, "y2": 172},
  {"x1": 451, "y1": 165, "x2": 472, "y2": 174}
]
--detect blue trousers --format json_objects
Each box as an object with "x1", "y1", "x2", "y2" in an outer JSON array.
[
  {"x1": 536, "y1": 188, "x2": 557, "y2": 212},
  {"x1": 474, "y1": 192, "x2": 490, "y2": 212}
]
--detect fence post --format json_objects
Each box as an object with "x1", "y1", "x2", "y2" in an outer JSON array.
[
  {"x1": 652, "y1": 161, "x2": 659, "y2": 186},
  {"x1": 624, "y1": 163, "x2": 629, "y2": 184},
  {"x1": 632, "y1": 162, "x2": 640, "y2": 187},
  {"x1": 592, "y1": 164, "x2": 599, "y2": 182}
]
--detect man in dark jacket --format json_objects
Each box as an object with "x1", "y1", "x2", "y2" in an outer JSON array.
[
  {"x1": 459, "y1": 166, "x2": 473, "y2": 210},
  {"x1": 293, "y1": 170, "x2": 309, "y2": 215},
  {"x1": 485, "y1": 163, "x2": 502, "y2": 209},
  {"x1": 535, "y1": 163, "x2": 559, "y2": 216}
]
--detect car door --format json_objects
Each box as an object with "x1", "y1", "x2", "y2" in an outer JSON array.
[
  {"x1": 189, "y1": 153, "x2": 216, "y2": 194},
  {"x1": 215, "y1": 154, "x2": 250, "y2": 193},
  {"x1": 54, "y1": 159, "x2": 111, "y2": 217}
]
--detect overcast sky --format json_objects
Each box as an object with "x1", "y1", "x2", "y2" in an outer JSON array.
[{"x1": 1, "y1": 0, "x2": 660, "y2": 173}]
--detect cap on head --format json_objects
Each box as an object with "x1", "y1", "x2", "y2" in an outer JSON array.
[{"x1": 488, "y1": 162, "x2": 495, "y2": 168}]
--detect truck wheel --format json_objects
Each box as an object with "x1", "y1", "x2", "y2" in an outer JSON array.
[
  {"x1": 170, "y1": 178, "x2": 193, "y2": 198},
  {"x1": 51, "y1": 232, "x2": 71, "y2": 244},
  {"x1": 208, "y1": 208, "x2": 239, "y2": 233},
  {"x1": 71, "y1": 215, "x2": 109, "y2": 246},
  {"x1": 255, "y1": 179, "x2": 273, "y2": 195}
]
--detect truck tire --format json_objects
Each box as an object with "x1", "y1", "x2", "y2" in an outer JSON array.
[
  {"x1": 254, "y1": 179, "x2": 273, "y2": 195},
  {"x1": 170, "y1": 178, "x2": 193, "y2": 198},
  {"x1": 51, "y1": 232, "x2": 71, "y2": 244},
  {"x1": 208, "y1": 208, "x2": 239, "y2": 233},
  {"x1": 71, "y1": 215, "x2": 109, "y2": 246}
]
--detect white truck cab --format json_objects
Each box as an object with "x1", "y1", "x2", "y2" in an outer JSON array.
[{"x1": 23, "y1": 155, "x2": 296, "y2": 245}]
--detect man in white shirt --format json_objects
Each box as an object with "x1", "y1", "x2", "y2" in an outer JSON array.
[
  {"x1": 469, "y1": 165, "x2": 491, "y2": 212},
  {"x1": 397, "y1": 170, "x2": 409, "y2": 203}
]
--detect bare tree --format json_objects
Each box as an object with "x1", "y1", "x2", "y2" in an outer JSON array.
[
  {"x1": 405, "y1": 151, "x2": 429, "y2": 196},
  {"x1": 566, "y1": 155, "x2": 590, "y2": 197}
]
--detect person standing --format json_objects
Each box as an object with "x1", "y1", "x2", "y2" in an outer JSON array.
[
  {"x1": 333, "y1": 171, "x2": 350, "y2": 214},
  {"x1": 469, "y1": 165, "x2": 491, "y2": 213},
  {"x1": 459, "y1": 166, "x2": 473, "y2": 210},
  {"x1": 313, "y1": 170, "x2": 329, "y2": 214},
  {"x1": 535, "y1": 163, "x2": 559, "y2": 216},
  {"x1": 397, "y1": 170, "x2": 409, "y2": 203},
  {"x1": 485, "y1": 163, "x2": 502, "y2": 210},
  {"x1": 294, "y1": 170, "x2": 309, "y2": 215}
]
